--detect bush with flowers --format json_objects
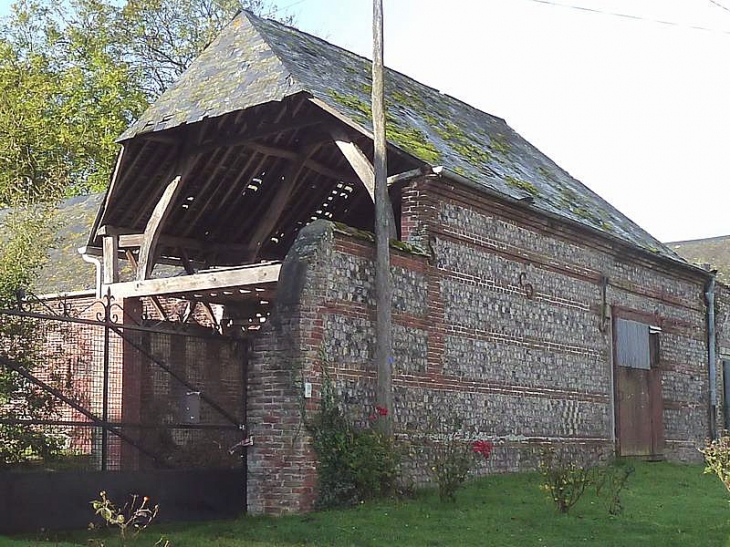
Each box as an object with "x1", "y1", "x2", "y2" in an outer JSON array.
[
  {"x1": 306, "y1": 378, "x2": 400, "y2": 508},
  {"x1": 421, "y1": 416, "x2": 494, "y2": 502}
]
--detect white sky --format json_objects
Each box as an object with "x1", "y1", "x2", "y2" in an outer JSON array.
[
  {"x1": 291, "y1": 0, "x2": 730, "y2": 243},
  {"x1": 1, "y1": 0, "x2": 729, "y2": 242}
]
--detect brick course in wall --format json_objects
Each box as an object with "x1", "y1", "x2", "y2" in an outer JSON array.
[{"x1": 246, "y1": 175, "x2": 714, "y2": 513}]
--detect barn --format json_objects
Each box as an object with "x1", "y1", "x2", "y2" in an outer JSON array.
[{"x1": 6, "y1": 10, "x2": 719, "y2": 519}]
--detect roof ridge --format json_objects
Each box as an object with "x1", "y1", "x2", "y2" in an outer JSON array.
[
  {"x1": 242, "y1": 10, "x2": 304, "y2": 94},
  {"x1": 668, "y1": 234, "x2": 730, "y2": 245}
]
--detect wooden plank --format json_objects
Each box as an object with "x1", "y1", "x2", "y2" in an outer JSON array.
[
  {"x1": 107, "y1": 263, "x2": 281, "y2": 299},
  {"x1": 616, "y1": 367, "x2": 652, "y2": 457},
  {"x1": 102, "y1": 235, "x2": 119, "y2": 284},
  {"x1": 245, "y1": 144, "x2": 322, "y2": 261}
]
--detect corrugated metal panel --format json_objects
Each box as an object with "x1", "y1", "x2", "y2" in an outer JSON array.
[{"x1": 616, "y1": 319, "x2": 650, "y2": 370}]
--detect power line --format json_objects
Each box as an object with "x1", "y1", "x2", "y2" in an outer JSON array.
[
  {"x1": 521, "y1": 0, "x2": 730, "y2": 35},
  {"x1": 270, "y1": 0, "x2": 309, "y2": 15},
  {"x1": 709, "y1": 0, "x2": 730, "y2": 15}
]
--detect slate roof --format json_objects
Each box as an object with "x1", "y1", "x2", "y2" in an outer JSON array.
[
  {"x1": 0, "y1": 193, "x2": 181, "y2": 295},
  {"x1": 0, "y1": 194, "x2": 103, "y2": 295},
  {"x1": 669, "y1": 235, "x2": 730, "y2": 284},
  {"x1": 120, "y1": 10, "x2": 684, "y2": 264}
]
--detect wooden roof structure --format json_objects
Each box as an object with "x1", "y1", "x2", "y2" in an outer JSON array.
[{"x1": 87, "y1": 10, "x2": 688, "y2": 302}]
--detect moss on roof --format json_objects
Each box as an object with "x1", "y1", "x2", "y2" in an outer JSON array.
[{"x1": 119, "y1": 10, "x2": 683, "y2": 264}]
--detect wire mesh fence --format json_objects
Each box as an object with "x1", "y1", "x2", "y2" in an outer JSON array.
[{"x1": 0, "y1": 293, "x2": 248, "y2": 473}]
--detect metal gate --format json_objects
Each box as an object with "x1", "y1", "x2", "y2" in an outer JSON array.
[{"x1": 0, "y1": 291, "x2": 250, "y2": 532}]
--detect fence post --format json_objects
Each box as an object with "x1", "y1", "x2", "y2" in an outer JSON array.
[{"x1": 101, "y1": 297, "x2": 111, "y2": 470}]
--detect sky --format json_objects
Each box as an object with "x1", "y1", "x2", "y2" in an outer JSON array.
[{"x1": 1, "y1": 0, "x2": 729, "y2": 243}]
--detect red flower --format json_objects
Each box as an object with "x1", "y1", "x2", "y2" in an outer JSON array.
[
  {"x1": 375, "y1": 405, "x2": 388, "y2": 417},
  {"x1": 368, "y1": 413, "x2": 377, "y2": 422},
  {"x1": 472, "y1": 440, "x2": 494, "y2": 460}
]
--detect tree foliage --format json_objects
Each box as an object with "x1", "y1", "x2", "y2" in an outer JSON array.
[
  {"x1": 0, "y1": 205, "x2": 63, "y2": 466},
  {"x1": 0, "y1": 0, "x2": 292, "y2": 199}
]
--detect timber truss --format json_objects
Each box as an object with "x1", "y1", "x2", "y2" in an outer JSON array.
[{"x1": 85, "y1": 92, "x2": 427, "y2": 305}]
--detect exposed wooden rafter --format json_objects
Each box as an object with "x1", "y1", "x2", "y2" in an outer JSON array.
[
  {"x1": 194, "y1": 115, "x2": 323, "y2": 157},
  {"x1": 244, "y1": 142, "x2": 355, "y2": 183},
  {"x1": 245, "y1": 143, "x2": 323, "y2": 261}
]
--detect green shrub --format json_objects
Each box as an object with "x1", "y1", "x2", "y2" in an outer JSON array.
[
  {"x1": 421, "y1": 420, "x2": 493, "y2": 502},
  {"x1": 539, "y1": 447, "x2": 634, "y2": 515},
  {"x1": 306, "y1": 380, "x2": 400, "y2": 508},
  {"x1": 538, "y1": 447, "x2": 595, "y2": 514},
  {"x1": 595, "y1": 458, "x2": 634, "y2": 515}
]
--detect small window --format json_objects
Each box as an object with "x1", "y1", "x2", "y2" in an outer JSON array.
[{"x1": 616, "y1": 319, "x2": 660, "y2": 370}]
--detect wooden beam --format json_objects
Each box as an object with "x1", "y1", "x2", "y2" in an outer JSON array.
[
  {"x1": 330, "y1": 126, "x2": 396, "y2": 238},
  {"x1": 107, "y1": 263, "x2": 281, "y2": 300},
  {"x1": 387, "y1": 167, "x2": 431, "y2": 186},
  {"x1": 137, "y1": 174, "x2": 183, "y2": 280},
  {"x1": 181, "y1": 300, "x2": 198, "y2": 323},
  {"x1": 102, "y1": 235, "x2": 119, "y2": 284},
  {"x1": 125, "y1": 250, "x2": 138, "y2": 270},
  {"x1": 245, "y1": 144, "x2": 322, "y2": 261},
  {"x1": 149, "y1": 296, "x2": 169, "y2": 321},
  {"x1": 136, "y1": 147, "x2": 200, "y2": 281},
  {"x1": 244, "y1": 143, "x2": 356, "y2": 183},
  {"x1": 330, "y1": 127, "x2": 375, "y2": 200},
  {"x1": 117, "y1": 232, "x2": 247, "y2": 255}
]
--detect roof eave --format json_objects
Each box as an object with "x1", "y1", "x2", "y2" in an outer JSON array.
[{"x1": 433, "y1": 166, "x2": 711, "y2": 281}]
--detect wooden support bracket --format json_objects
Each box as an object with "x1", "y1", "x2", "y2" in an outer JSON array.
[
  {"x1": 329, "y1": 126, "x2": 396, "y2": 239},
  {"x1": 136, "y1": 153, "x2": 199, "y2": 281}
]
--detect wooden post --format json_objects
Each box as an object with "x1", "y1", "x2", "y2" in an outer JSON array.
[
  {"x1": 102, "y1": 235, "x2": 119, "y2": 285},
  {"x1": 372, "y1": 0, "x2": 394, "y2": 435}
]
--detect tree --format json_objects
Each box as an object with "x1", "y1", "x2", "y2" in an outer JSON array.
[
  {"x1": 0, "y1": 0, "x2": 292, "y2": 198},
  {"x1": 0, "y1": 0, "x2": 292, "y2": 465},
  {"x1": 0, "y1": 0, "x2": 148, "y2": 200},
  {"x1": 119, "y1": 0, "x2": 293, "y2": 97},
  {"x1": 0, "y1": 205, "x2": 63, "y2": 466}
]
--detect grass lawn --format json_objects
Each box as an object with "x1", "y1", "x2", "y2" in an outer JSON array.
[{"x1": 3, "y1": 461, "x2": 730, "y2": 546}]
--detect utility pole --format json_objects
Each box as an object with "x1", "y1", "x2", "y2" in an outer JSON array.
[{"x1": 372, "y1": 0, "x2": 394, "y2": 436}]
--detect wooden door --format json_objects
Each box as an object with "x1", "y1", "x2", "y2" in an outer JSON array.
[{"x1": 614, "y1": 317, "x2": 664, "y2": 458}]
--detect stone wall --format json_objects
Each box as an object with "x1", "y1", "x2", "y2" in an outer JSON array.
[{"x1": 246, "y1": 174, "x2": 712, "y2": 513}]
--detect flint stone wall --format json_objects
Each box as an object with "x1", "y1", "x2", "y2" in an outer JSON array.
[{"x1": 246, "y1": 176, "x2": 711, "y2": 513}]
